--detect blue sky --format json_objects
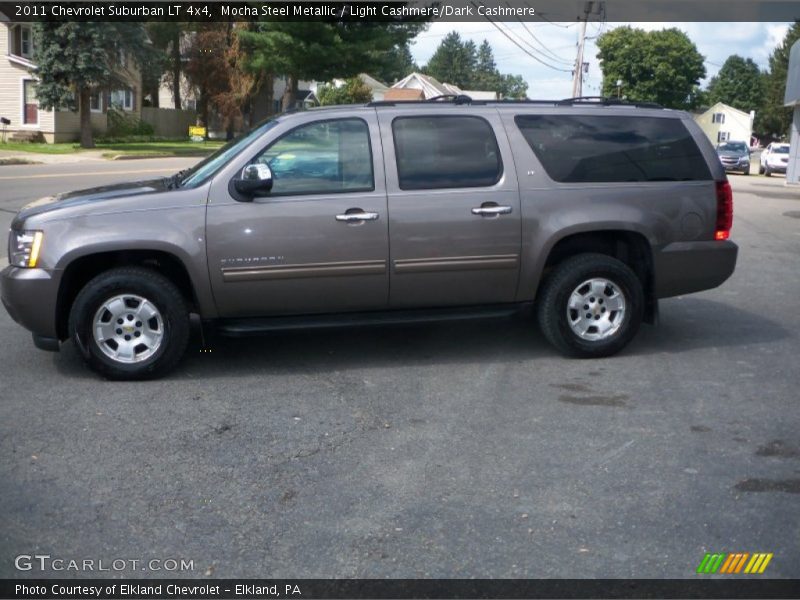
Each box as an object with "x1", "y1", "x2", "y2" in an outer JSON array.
[{"x1": 410, "y1": 21, "x2": 791, "y2": 98}]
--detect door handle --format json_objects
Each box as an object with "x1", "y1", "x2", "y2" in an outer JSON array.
[
  {"x1": 472, "y1": 205, "x2": 513, "y2": 216},
  {"x1": 335, "y1": 211, "x2": 379, "y2": 222}
]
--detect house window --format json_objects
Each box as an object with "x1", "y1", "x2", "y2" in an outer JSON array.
[
  {"x1": 20, "y1": 26, "x2": 33, "y2": 58},
  {"x1": 110, "y1": 88, "x2": 134, "y2": 111},
  {"x1": 717, "y1": 131, "x2": 730, "y2": 143},
  {"x1": 185, "y1": 99, "x2": 197, "y2": 111},
  {"x1": 712, "y1": 113, "x2": 725, "y2": 124},
  {"x1": 89, "y1": 90, "x2": 103, "y2": 112},
  {"x1": 22, "y1": 79, "x2": 38, "y2": 125}
]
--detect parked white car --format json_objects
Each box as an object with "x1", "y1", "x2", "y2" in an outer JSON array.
[{"x1": 759, "y1": 142, "x2": 790, "y2": 176}]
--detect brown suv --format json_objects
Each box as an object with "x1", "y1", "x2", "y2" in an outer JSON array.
[{"x1": 2, "y1": 98, "x2": 738, "y2": 379}]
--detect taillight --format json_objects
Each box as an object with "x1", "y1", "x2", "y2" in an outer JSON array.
[{"x1": 715, "y1": 180, "x2": 733, "y2": 240}]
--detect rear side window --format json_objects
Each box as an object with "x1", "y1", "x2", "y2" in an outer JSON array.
[
  {"x1": 514, "y1": 115, "x2": 712, "y2": 183},
  {"x1": 392, "y1": 116, "x2": 502, "y2": 190}
]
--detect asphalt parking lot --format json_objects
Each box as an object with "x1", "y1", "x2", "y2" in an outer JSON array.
[{"x1": 1, "y1": 164, "x2": 799, "y2": 579}]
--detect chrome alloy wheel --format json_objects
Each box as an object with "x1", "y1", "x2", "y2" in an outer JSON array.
[
  {"x1": 92, "y1": 294, "x2": 164, "y2": 363},
  {"x1": 566, "y1": 278, "x2": 627, "y2": 341}
]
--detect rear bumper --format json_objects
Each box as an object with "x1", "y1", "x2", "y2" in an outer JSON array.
[
  {"x1": 1, "y1": 265, "x2": 60, "y2": 341},
  {"x1": 653, "y1": 240, "x2": 738, "y2": 299}
]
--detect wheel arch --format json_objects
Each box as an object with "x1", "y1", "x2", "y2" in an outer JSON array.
[
  {"x1": 56, "y1": 249, "x2": 201, "y2": 341},
  {"x1": 535, "y1": 228, "x2": 657, "y2": 324}
]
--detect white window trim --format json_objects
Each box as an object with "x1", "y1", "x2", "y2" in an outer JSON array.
[
  {"x1": 20, "y1": 25, "x2": 33, "y2": 59},
  {"x1": 110, "y1": 88, "x2": 134, "y2": 111},
  {"x1": 20, "y1": 76, "x2": 39, "y2": 128},
  {"x1": 89, "y1": 91, "x2": 104, "y2": 113}
]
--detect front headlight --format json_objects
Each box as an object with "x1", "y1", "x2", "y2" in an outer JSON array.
[{"x1": 8, "y1": 230, "x2": 44, "y2": 268}]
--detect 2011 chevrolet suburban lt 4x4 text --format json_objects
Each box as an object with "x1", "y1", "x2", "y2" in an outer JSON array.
[{"x1": 2, "y1": 97, "x2": 738, "y2": 379}]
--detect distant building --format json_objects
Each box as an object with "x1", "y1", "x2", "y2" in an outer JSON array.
[
  {"x1": 784, "y1": 39, "x2": 800, "y2": 185},
  {"x1": 390, "y1": 72, "x2": 499, "y2": 100},
  {"x1": 693, "y1": 102, "x2": 754, "y2": 147}
]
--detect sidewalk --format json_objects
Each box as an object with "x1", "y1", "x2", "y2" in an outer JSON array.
[{"x1": 0, "y1": 150, "x2": 109, "y2": 165}]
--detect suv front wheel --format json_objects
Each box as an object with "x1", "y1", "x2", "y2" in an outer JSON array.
[
  {"x1": 537, "y1": 253, "x2": 644, "y2": 358},
  {"x1": 68, "y1": 267, "x2": 190, "y2": 380}
]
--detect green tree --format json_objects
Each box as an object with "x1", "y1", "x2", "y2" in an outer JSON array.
[
  {"x1": 146, "y1": 22, "x2": 187, "y2": 109},
  {"x1": 756, "y1": 22, "x2": 800, "y2": 139},
  {"x1": 424, "y1": 31, "x2": 477, "y2": 89},
  {"x1": 317, "y1": 77, "x2": 374, "y2": 105},
  {"x1": 596, "y1": 26, "x2": 706, "y2": 109},
  {"x1": 498, "y1": 74, "x2": 528, "y2": 99},
  {"x1": 707, "y1": 55, "x2": 764, "y2": 114},
  {"x1": 32, "y1": 22, "x2": 160, "y2": 148},
  {"x1": 240, "y1": 22, "x2": 424, "y2": 112},
  {"x1": 374, "y1": 42, "x2": 418, "y2": 85}
]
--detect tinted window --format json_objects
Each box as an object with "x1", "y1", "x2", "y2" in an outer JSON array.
[
  {"x1": 514, "y1": 115, "x2": 712, "y2": 183},
  {"x1": 773, "y1": 145, "x2": 790, "y2": 154},
  {"x1": 256, "y1": 118, "x2": 373, "y2": 195},
  {"x1": 393, "y1": 116, "x2": 502, "y2": 190}
]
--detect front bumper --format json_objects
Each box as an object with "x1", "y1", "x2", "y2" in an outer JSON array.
[
  {"x1": 766, "y1": 162, "x2": 788, "y2": 173},
  {"x1": 653, "y1": 240, "x2": 738, "y2": 299},
  {"x1": 722, "y1": 161, "x2": 750, "y2": 172},
  {"x1": 1, "y1": 265, "x2": 60, "y2": 344}
]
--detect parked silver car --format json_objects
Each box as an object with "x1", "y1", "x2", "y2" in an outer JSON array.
[{"x1": 2, "y1": 97, "x2": 738, "y2": 379}]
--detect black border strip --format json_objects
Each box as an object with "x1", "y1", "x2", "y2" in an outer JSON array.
[{"x1": 3, "y1": 579, "x2": 800, "y2": 599}]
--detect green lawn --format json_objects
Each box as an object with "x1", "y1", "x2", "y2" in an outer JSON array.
[
  {"x1": 0, "y1": 140, "x2": 224, "y2": 158},
  {"x1": 0, "y1": 142, "x2": 79, "y2": 154}
]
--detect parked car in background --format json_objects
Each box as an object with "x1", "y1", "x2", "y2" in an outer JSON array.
[
  {"x1": 760, "y1": 142, "x2": 790, "y2": 176},
  {"x1": 716, "y1": 141, "x2": 751, "y2": 175}
]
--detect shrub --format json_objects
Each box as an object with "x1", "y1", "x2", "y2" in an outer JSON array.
[{"x1": 106, "y1": 107, "x2": 154, "y2": 137}]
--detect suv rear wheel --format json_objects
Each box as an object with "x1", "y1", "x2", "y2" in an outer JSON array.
[
  {"x1": 537, "y1": 253, "x2": 644, "y2": 358},
  {"x1": 68, "y1": 267, "x2": 190, "y2": 380}
]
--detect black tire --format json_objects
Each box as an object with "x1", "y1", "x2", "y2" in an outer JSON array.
[
  {"x1": 764, "y1": 166, "x2": 772, "y2": 177},
  {"x1": 758, "y1": 164, "x2": 765, "y2": 175},
  {"x1": 68, "y1": 267, "x2": 190, "y2": 380},
  {"x1": 536, "y1": 253, "x2": 644, "y2": 358}
]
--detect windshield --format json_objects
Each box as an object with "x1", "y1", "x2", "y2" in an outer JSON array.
[
  {"x1": 717, "y1": 142, "x2": 747, "y2": 153},
  {"x1": 773, "y1": 145, "x2": 790, "y2": 154},
  {"x1": 179, "y1": 118, "x2": 280, "y2": 188}
]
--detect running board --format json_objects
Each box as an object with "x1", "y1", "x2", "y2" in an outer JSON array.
[{"x1": 215, "y1": 303, "x2": 529, "y2": 337}]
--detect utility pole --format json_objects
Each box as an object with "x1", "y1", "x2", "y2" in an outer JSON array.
[
  {"x1": 571, "y1": 2, "x2": 591, "y2": 98},
  {"x1": 572, "y1": 1, "x2": 603, "y2": 98}
]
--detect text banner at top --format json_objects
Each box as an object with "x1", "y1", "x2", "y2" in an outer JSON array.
[{"x1": 1, "y1": 0, "x2": 799, "y2": 22}]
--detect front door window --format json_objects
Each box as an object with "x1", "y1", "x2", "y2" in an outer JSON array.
[{"x1": 23, "y1": 80, "x2": 38, "y2": 125}]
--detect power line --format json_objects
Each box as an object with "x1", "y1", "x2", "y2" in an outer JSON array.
[
  {"x1": 505, "y1": 1, "x2": 574, "y2": 65},
  {"x1": 470, "y1": 1, "x2": 573, "y2": 73}
]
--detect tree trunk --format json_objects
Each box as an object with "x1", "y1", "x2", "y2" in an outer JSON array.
[
  {"x1": 281, "y1": 75, "x2": 298, "y2": 112},
  {"x1": 171, "y1": 32, "x2": 182, "y2": 110},
  {"x1": 199, "y1": 90, "x2": 209, "y2": 140},
  {"x1": 79, "y1": 87, "x2": 94, "y2": 149}
]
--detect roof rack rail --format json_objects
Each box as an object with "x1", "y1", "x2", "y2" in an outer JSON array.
[
  {"x1": 367, "y1": 94, "x2": 474, "y2": 107},
  {"x1": 557, "y1": 96, "x2": 663, "y2": 109},
  {"x1": 366, "y1": 96, "x2": 664, "y2": 109}
]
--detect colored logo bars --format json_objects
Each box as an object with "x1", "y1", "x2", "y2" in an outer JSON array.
[{"x1": 697, "y1": 552, "x2": 773, "y2": 574}]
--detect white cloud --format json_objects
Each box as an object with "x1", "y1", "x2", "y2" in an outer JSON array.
[{"x1": 409, "y1": 20, "x2": 793, "y2": 99}]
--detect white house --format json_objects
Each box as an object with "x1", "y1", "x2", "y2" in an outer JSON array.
[
  {"x1": 694, "y1": 102, "x2": 754, "y2": 147},
  {"x1": 0, "y1": 19, "x2": 143, "y2": 143},
  {"x1": 389, "y1": 72, "x2": 499, "y2": 101}
]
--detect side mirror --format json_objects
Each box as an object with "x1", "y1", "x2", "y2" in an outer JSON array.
[{"x1": 234, "y1": 164, "x2": 273, "y2": 196}]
